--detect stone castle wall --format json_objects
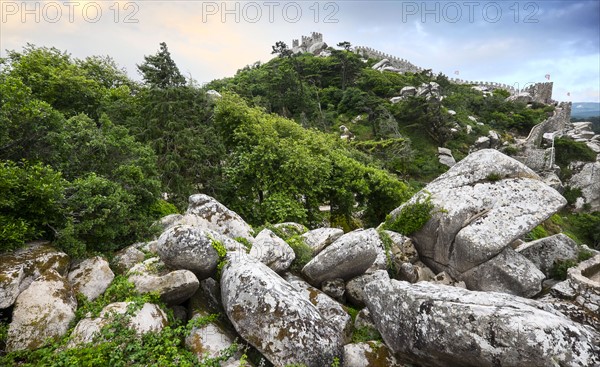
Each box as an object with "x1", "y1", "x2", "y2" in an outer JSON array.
[
  {"x1": 355, "y1": 46, "x2": 518, "y2": 94},
  {"x1": 524, "y1": 82, "x2": 553, "y2": 104}
]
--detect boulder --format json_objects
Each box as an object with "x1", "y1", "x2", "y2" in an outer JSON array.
[
  {"x1": 0, "y1": 242, "x2": 69, "y2": 308},
  {"x1": 321, "y1": 278, "x2": 345, "y2": 302},
  {"x1": 273, "y1": 222, "x2": 308, "y2": 237},
  {"x1": 302, "y1": 229, "x2": 380, "y2": 286},
  {"x1": 399, "y1": 86, "x2": 417, "y2": 97},
  {"x1": 301, "y1": 228, "x2": 344, "y2": 255},
  {"x1": 0, "y1": 265, "x2": 23, "y2": 309},
  {"x1": 249, "y1": 229, "x2": 295, "y2": 273},
  {"x1": 128, "y1": 257, "x2": 199, "y2": 305},
  {"x1": 459, "y1": 247, "x2": 545, "y2": 297},
  {"x1": 186, "y1": 288, "x2": 248, "y2": 365},
  {"x1": 308, "y1": 41, "x2": 327, "y2": 54},
  {"x1": 516, "y1": 233, "x2": 579, "y2": 276},
  {"x1": 68, "y1": 302, "x2": 167, "y2": 347},
  {"x1": 67, "y1": 256, "x2": 114, "y2": 301},
  {"x1": 345, "y1": 270, "x2": 390, "y2": 308},
  {"x1": 372, "y1": 59, "x2": 390, "y2": 70},
  {"x1": 364, "y1": 279, "x2": 600, "y2": 367},
  {"x1": 344, "y1": 342, "x2": 407, "y2": 367},
  {"x1": 284, "y1": 273, "x2": 352, "y2": 342},
  {"x1": 7, "y1": 270, "x2": 77, "y2": 351},
  {"x1": 381, "y1": 230, "x2": 419, "y2": 264},
  {"x1": 389, "y1": 149, "x2": 566, "y2": 296},
  {"x1": 221, "y1": 253, "x2": 343, "y2": 366},
  {"x1": 156, "y1": 225, "x2": 221, "y2": 279},
  {"x1": 113, "y1": 244, "x2": 146, "y2": 274},
  {"x1": 164, "y1": 194, "x2": 254, "y2": 241},
  {"x1": 438, "y1": 147, "x2": 456, "y2": 168},
  {"x1": 506, "y1": 92, "x2": 533, "y2": 103},
  {"x1": 568, "y1": 161, "x2": 600, "y2": 211}
]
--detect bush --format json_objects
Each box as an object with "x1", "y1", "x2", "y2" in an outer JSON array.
[
  {"x1": 383, "y1": 193, "x2": 434, "y2": 236},
  {"x1": 0, "y1": 161, "x2": 66, "y2": 253},
  {"x1": 554, "y1": 138, "x2": 597, "y2": 169},
  {"x1": 286, "y1": 235, "x2": 313, "y2": 273}
]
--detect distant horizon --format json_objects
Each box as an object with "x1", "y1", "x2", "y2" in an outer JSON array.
[{"x1": 2, "y1": 1, "x2": 598, "y2": 102}]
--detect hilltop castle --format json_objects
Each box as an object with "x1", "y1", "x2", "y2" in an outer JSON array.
[{"x1": 291, "y1": 32, "x2": 328, "y2": 55}]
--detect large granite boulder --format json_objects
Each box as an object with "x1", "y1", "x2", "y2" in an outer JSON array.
[
  {"x1": 68, "y1": 256, "x2": 114, "y2": 301},
  {"x1": 68, "y1": 302, "x2": 167, "y2": 347},
  {"x1": 165, "y1": 194, "x2": 254, "y2": 241},
  {"x1": 249, "y1": 229, "x2": 295, "y2": 273},
  {"x1": 569, "y1": 161, "x2": 600, "y2": 212},
  {"x1": 364, "y1": 279, "x2": 600, "y2": 367},
  {"x1": 301, "y1": 227, "x2": 344, "y2": 255},
  {"x1": 221, "y1": 253, "x2": 343, "y2": 366},
  {"x1": 7, "y1": 270, "x2": 77, "y2": 351},
  {"x1": 0, "y1": 242, "x2": 69, "y2": 309},
  {"x1": 302, "y1": 229, "x2": 380, "y2": 287},
  {"x1": 388, "y1": 149, "x2": 566, "y2": 296},
  {"x1": 157, "y1": 225, "x2": 234, "y2": 279},
  {"x1": 284, "y1": 273, "x2": 352, "y2": 341},
  {"x1": 128, "y1": 257, "x2": 199, "y2": 305},
  {"x1": 516, "y1": 233, "x2": 579, "y2": 276},
  {"x1": 344, "y1": 342, "x2": 407, "y2": 367}
]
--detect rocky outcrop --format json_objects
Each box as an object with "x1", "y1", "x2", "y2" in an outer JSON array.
[
  {"x1": 156, "y1": 225, "x2": 221, "y2": 279},
  {"x1": 284, "y1": 273, "x2": 352, "y2": 342},
  {"x1": 184, "y1": 194, "x2": 254, "y2": 241},
  {"x1": 249, "y1": 229, "x2": 295, "y2": 273},
  {"x1": 390, "y1": 149, "x2": 566, "y2": 296},
  {"x1": 7, "y1": 270, "x2": 77, "y2": 351},
  {"x1": 344, "y1": 341, "x2": 407, "y2": 367},
  {"x1": 67, "y1": 256, "x2": 114, "y2": 301},
  {"x1": 302, "y1": 229, "x2": 380, "y2": 286},
  {"x1": 0, "y1": 242, "x2": 69, "y2": 309},
  {"x1": 437, "y1": 147, "x2": 456, "y2": 168},
  {"x1": 301, "y1": 227, "x2": 344, "y2": 255},
  {"x1": 128, "y1": 257, "x2": 199, "y2": 305},
  {"x1": 68, "y1": 302, "x2": 167, "y2": 347},
  {"x1": 364, "y1": 279, "x2": 600, "y2": 367},
  {"x1": 345, "y1": 270, "x2": 389, "y2": 308},
  {"x1": 516, "y1": 233, "x2": 579, "y2": 276},
  {"x1": 113, "y1": 244, "x2": 145, "y2": 274},
  {"x1": 221, "y1": 253, "x2": 343, "y2": 366},
  {"x1": 568, "y1": 161, "x2": 600, "y2": 212}
]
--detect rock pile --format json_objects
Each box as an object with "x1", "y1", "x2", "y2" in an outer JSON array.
[{"x1": 2, "y1": 150, "x2": 599, "y2": 366}]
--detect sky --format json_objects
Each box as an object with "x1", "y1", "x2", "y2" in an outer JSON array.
[{"x1": 1, "y1": 0, "x2": 599, "y2": 102}]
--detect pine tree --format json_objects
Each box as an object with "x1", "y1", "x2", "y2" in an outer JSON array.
[{"x1": 137, "y1": 42, "x2": 186, "y2": 88}]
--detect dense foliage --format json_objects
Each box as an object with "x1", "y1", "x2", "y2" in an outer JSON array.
[{"x1": 0, "y1": 41, "x2": 593, "y2": 256}]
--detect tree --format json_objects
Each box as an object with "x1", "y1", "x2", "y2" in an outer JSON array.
[
  {"x1": 271, "y1": 41, "x2": 293, "y2": 58},
  {"x1": 337, "y1": 41, "x2": 352, "y2": 51},
  {"x1": 137, "y1": 42, "x2": 186, "y2": 88}
]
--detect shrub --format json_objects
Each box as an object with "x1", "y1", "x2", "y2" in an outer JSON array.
[
  {"x1": 286, "y1": 235, "x2": 313, "y2": 273},
  {"x1": 383, "y1": 193, "x2": 434, "y2": 236},
  {"x1": 0, "y1": 161, "x2": 66, "y2": 253}
]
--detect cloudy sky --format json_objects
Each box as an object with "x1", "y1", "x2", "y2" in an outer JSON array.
[{"x1": 1, "y1": 0, "x2": 599, "y2": 102}]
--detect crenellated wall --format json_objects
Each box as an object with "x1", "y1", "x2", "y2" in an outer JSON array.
[{"x1": 524, "y1": 82, "x2": 553, "y2": 104}]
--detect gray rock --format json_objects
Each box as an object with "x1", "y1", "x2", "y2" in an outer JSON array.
[
  {"x1": 398, "y1": 262, "x2": 418, "y2": 283},
  {"x1": 68, "y1": 302, "x2": 167, "y2": 347},
  {"x1": 568, "y1": 161, "x2": 600, "y2": 211},
  {"x1": 172, "y1": 194, "x2": 254, "y2": 241},
  {"x1": 390, "y1": 149, "x2": 566, "y2": 296},
  {"x1": 186, "y1": 288, "x2": 248, "y2": 365},
  {"x1": 400, "y1": 86, "x2": 417, "y2": 97},
  {"x1": 7, "y1": 270, "x2": 77, "y2": 351},
  {"x1": 353, "y1": 308, "x2": 375, "y2": 330},
  {"x1": 474, "y1": 136, "x2": 491, "y2": 148},
  {"x1": 389, "y1": 96, "x2": 403, "y2": 104},
  {"x1": 273, "y1": 222, "x2": 308, "y2": 237},
  {"x1": 516, "y1": 233, "x2": 579, "y2": 276},
  {"x1": 284, "y1": 273, "x2": 352, "y2": 342},
  {"x1": 321, "y1": 278, "x2": 345, "y2": 302},
  {"x1": 541, "y1": 171, "x2": 564, "y2": 192},
  {"x1": 67, "y1": 256, "x2": 114, "y2": 301},
  {"x1": 302, "y1": 229, "x2": 380, "y2": 287},
  {"x1": 506, "y1": 91, "x2": 533, "y2": 103},
  {"x1": 364, "y1": 278, "x2": 600, "y2": 367},
  {"x1": 249, "y1": 229, "x2": 295, "y2": 273},
  {"x1": 156, "y1": 225, "x2": 220, "y2": 279},
  {"x1": 221, "y1": 253, "x2": 343, "y2": 366},
  {"x1": 0, "y1": 265, "x2": 23, "y2": 309},
  {"x1": 459, "y1": 247, "x2": 545, "y2": 297},
  {"x1": 301, "y1": 228, "x2": 344, "y2": 255},
  {"x1": 113, "y1": 245, "x2": 146, "y2": 274},
  {"x1": 128, "y1": 258, "x2": 199, "y2": 305},
  {"x1": 344, "y1": 342, "x2": 406, "y2": 367},
  {"x1": 372, "y1": 59, "x2": 390, "y2": 70},
  {"x1": 382, "y1": 230, "x2": 419, "y2": 264},
  {"x1": 567, "y1": 254, "x2": 600, "y2": 316},
  {"x1": 308, "y1": 41, "x2": 327, "y2": 54},
  {"x1": 0, "y1": 242, "x2": 70, "y2": 308},
  {"x1": 345, "y1": 270, "x2": 390, "y2": 308}
]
